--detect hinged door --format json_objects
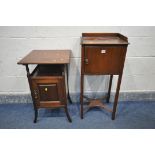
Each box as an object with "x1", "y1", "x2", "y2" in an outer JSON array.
[
  {"x1": 84, "y1": 46, "x2": 127, "y2": 74},
  {"x1": 31, "y1": 77, "x2": 66, "y2": 108}
]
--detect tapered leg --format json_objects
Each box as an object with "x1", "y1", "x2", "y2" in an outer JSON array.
[
  {"x1": 80, "y1": 74, "x2": 84, "y2": 119},
  {"x1": 64, "y1": 106, "x2": 72, "y2": 123},
  {"x1": 106, "y1": 75, "x2": 113, "y2": 103},
  {"x1": 34, "y1": 109, "x2": 38, "y2": 123},
  {"x1": 112, "y1": 73, "x2": 123, "y2": 120},
  {"x1": 80, "y1": 46, "x2": 85, "y2": 119}
]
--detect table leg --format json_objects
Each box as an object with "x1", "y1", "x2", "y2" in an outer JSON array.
[
  {"x1": 80, "y1": 46, "x2": 85, "y2": 119},
  {"x1": 25, "y1": 65, "x2": 38, "y2": 123},
  {"x1": 80, "y1": 74, "x2": 84, "y2": 119},
  {"x1": 66, "y1": 64, "x2": 72, "y2": 104},
  {"x1": 106, "y1": 75, "x2": 113, "y2": 103},
  {"x1": 112, "y1": 73, "x2": 123, "y2": 120},
  {"x1": 64, "y1": 105, "x2": 72, "y2": 123}
]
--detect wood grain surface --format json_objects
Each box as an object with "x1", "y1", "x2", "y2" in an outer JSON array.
[{"x1": 18, "y1": 50, "x2": 71, "y2": 65}]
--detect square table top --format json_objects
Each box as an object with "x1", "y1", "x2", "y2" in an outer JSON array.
[{"x1": 18, "y1": 50, "x2": 71, "y2": 65}]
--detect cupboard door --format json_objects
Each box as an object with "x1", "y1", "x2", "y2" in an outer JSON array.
[
  {"x1": 38, "y1": 84, "x2": 59, "y2": 101},
  {"x1": 31, "y1": 77, "x2": 66, "y2": 108},
  {"x1": 84, "y1": 46, "x2": 127, "y2": 74}
]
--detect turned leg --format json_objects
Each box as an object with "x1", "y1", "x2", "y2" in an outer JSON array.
[
  {"x1": 64, "y1": 105, "x2": 72, "y2": 123},
  {"x1": 112, "y1": 73, "x2": 123, "y2": 120},
  {"x1": 80, "y1": 74, "x2": 84, "y2": 119},
  {"x1": 106, "y1": 75, "x2": 113, "y2": 103}
]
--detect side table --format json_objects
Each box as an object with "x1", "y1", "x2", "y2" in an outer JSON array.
[
  {"x1": 80, "y1": 33, "x2": 129, "y2": 120},
  {"x1": 18, "y1": 50, "x2": 72, "y2": 123}
]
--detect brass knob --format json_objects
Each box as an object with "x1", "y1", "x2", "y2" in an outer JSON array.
[{"x1": 45, "y1": 88, "x2": 48, "y2": 92}]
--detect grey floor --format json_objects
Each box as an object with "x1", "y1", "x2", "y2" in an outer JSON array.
[{"x1": 0, "y1": 101, "x2": 155, "y2": 129}]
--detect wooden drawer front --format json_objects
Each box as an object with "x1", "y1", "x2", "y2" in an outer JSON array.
[
  {"x1": 32, "y1": 77, "x2": 66, "y2": 107},
  {"x1": 84, "y1": 46, "x2": 127, "y2": 74}
]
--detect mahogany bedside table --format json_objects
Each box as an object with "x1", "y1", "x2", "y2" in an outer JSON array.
[
  {"x1": 80, "y1": 33, "x2": 129, "y2": 120},
  {"x1": 18, "y1": 50, "x2": 72, "y2": 123}
]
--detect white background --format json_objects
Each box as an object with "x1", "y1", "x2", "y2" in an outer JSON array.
[{"x1": 0, "y1": 0, "x2": 155, "y2": 155}]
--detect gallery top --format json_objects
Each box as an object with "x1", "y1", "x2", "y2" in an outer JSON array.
[
  {"x1": 81, "y1": 33, "x2": 129, "y2": 45},
  {"x1": 18, "y1": 50, "x2": 71, "y2": 65}
]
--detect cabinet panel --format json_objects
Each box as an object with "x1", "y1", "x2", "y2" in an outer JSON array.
[
  {"x1": 84, "y1": 46, "x2": 127, "y2": 74},
  {"x1": 38, "y1": 84, "x2": 59, "y2": 101},
  {"x1": 31, "y1": 77, "x2": 66, "y2": 108}
]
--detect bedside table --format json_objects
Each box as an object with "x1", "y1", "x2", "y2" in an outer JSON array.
[
  {"x1": 80, "y1": 33, "x2": 129, "y2": 120},
  {"x1": 18, "y1": 50, "x2": 72, "y2": 123}
]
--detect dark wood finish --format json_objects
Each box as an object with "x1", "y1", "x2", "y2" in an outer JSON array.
[
  {"x1": 80, "y1": 46, "x2": 85, "y2": 119},
  {"x1": 80, "y1": 33, "x2": 128, "y2": 120},
  {"x1": 106, "y1": 75, "x2": 113, "y2": 103},
  {"x1": 66, "y1": 64, "x2": 72, "y2": 104},
  {"x1": 84, "y1": 46, "x2": 127, "y2": 74},
  {"x1": 63, "y1": 74, "x2": 72, "y2": 123},
  {"x1": 88, "y1": 99, "x2": 112, "y2": 112},
  {"x1": 18, "y1": 50, "x2": 72, "y2": 123},
  {"x1": 18, "y1": 50, "x2": 71, "y2": 65},
  {"x1": 39, "y1": 84, "x2": 59, "y2": 101},
  {"x1": 82, "y1": 33, "x2": 128, "y2": 40},
  {"x1": 81, "y1": 33, "x2": 128, "y2": 45},
  {"x1": 25, "y1": 65, "x2": 38, "y2": 123},
  {"x1": 64, "y1": 105, "x2": 72, "y2": 123},
  {"x1": 112, "y1": 73, "x2": 123, "y2": 120},
  {"x1": 34, "y1": 109, "x2": 38, "y2": 123},
  {"x1": 31, "y1": 76, "x2": 64, "y2": 108}
]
